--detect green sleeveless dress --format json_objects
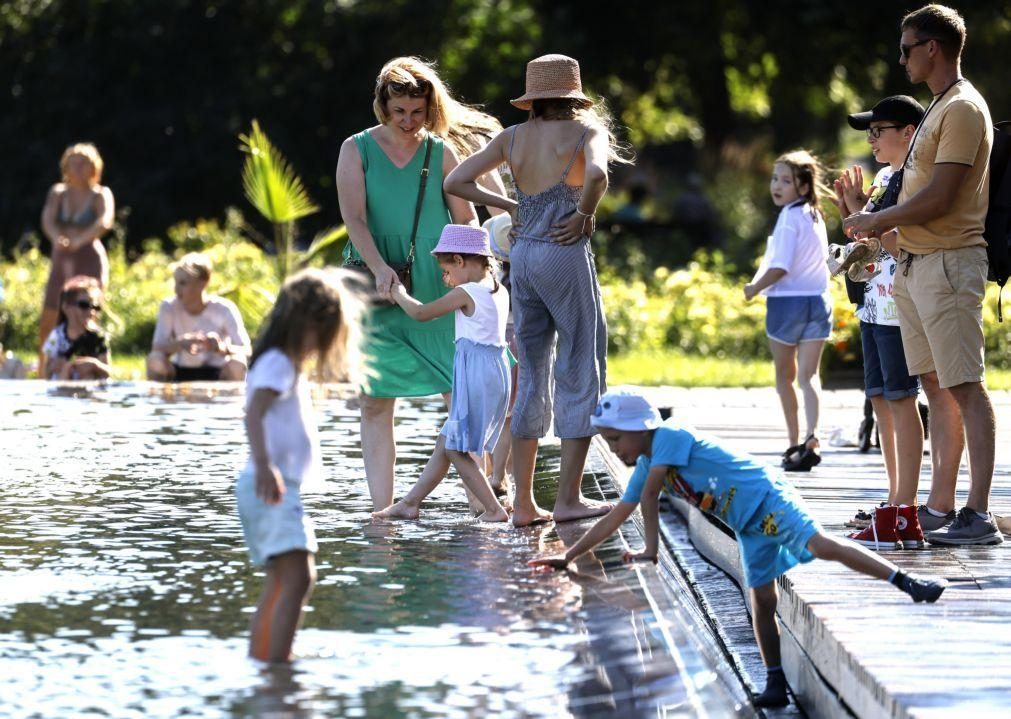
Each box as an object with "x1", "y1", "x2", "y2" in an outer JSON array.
[{"x1": 344, "y1": 130, "x2": 455, "y2": 397}]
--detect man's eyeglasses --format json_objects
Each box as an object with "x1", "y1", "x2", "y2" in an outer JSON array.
[
  {"x1": 867, "y1": 124, "x2": 904, "y2": 139},
  {"x1": 386, "y1": 78, "x2": 430, "y2": 98},
  {"x1": 900, "y1": 38, "x2": 933, "y2": 59},
  {"x1": 74, "y1": 300, "x2": 102, "y2": 312}
]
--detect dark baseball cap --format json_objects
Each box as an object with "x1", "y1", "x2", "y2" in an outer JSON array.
[{"x1": 847, "y1": 95, "x2": 925, "y2": 130}]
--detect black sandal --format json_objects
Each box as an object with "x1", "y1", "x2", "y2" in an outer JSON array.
[{"x1": 783, "y1": 435, "x2": 821, "y2": 472}]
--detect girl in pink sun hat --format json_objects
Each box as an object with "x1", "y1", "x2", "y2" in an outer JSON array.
[{"x1": 373, "y1": 224, "x2": 511, "y2": 522}]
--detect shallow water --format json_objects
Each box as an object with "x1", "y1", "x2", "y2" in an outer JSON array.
[{"x1": 0, "y1": 382, "x2": 743, "y2": 718}]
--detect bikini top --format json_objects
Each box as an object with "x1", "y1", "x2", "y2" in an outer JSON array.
[
  {"x1": 508, "y1": 125, "x2": 589, "y2": 243},
  {"x1": 57, "y1": 190, "x2": 99, "y2": 228}
]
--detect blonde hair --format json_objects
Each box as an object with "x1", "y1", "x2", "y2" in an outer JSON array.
[
  {"x1": 172, "y1": 252, "x2": 213, "y2": 282},
  {"x1": 372, "y1": 56, "x2": 502, "y2": 159},
  {"x1": 60, "y1": 143, "x2": 104, "y2": 185},
  {"x1": 250, "y1": 268, "x2": 363, "y2": 384},
  {"x1": 774, "y1": 149, "x2": 832, "y2": 217},
  {"x1": 530, "y1": 98, "x2": 634, "y2": 165}
]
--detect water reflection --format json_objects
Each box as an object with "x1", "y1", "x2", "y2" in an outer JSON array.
[{"x1": 0, "y1": 382, "x2": 742, "y2": 717}]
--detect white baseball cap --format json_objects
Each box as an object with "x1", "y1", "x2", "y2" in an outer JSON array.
[{"x1": 590, "y1": 389, "x2": 662, "y2": 431}]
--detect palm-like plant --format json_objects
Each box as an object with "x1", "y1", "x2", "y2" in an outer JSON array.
[{"x1": 239, "y1": 120, "x2": 346, "y2": 280}]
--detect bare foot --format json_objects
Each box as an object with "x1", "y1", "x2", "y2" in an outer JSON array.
[
  {"x1": 552, "y1": 500, "x2": 614, "y2": 523},
  {"x1": 371, "y1": 501, "x2": 419, "y2": 520},
  {"x1": 478, "y1": 507, "x2": 509, "y2": 523},
  {"x1": 491, "y1": 476, "x2": 513, "y2": 498},
  {"x1": 511, "y1": 502, "x2": 553, "y2": 527}
]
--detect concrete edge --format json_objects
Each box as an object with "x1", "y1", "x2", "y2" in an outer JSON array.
[{"x1": 591, "y1": 435, "x2": 900, "y2": 719}]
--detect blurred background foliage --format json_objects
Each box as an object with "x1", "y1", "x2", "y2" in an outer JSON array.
[{"x1": 2, "y1": 0, "x2": 1011, "y2": 373}]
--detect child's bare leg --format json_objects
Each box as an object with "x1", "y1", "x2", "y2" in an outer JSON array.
[
  {"x1": 553, "y1": 436, "x2": 613, "y2": 522},
  {"x1": 750, "y1": 581, "x2": 781, "y2": 666},
  {"x1": 807, "y1": 531, "x2": 894, "y2": 580},
  {"x1": 770, "y1": 339, "x2": 800, "y2": 446},
  {"x1": 490, "y1": 416, "x2": 513, "y2": 494},
  {"x1": 750, "y1": 580, "x2": 789, "y2": 707},
  {"x1": 250, "y1": 551, "x2": 315, "y2": 662},
  {"x1": 511, "y1": 436, "x2": 552, "y2": 527},
  {"x1": 249, "y1": 569, "x2": 282, "y2": 661},
  {"x1": 447, "y1": 449, "x2": 508, "y2": 522},
  {"x1": 870, "y1": 395, "x2": 898, "y2": 502},
  {"x1": 796, "y1": 340, "x2": 824, "y2": 439},
  {"x1": 807, "y1": 531, "x2": 946, "y2": 602},
  {"x1": 373, "y1": 436, "x2": 451, "y2": 519}
]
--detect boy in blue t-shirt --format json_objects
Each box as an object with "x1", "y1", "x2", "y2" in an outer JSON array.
[{"x1": 529, "y1": 389, "x2": 947, "y2": 709}]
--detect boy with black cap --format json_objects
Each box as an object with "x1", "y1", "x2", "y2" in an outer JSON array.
[
  {"x1": 835, "y1": 95, "x2": 930, "y2": 550},
  {"x1": 529, "y1": 388, "x2": 947, "y2": 709}
]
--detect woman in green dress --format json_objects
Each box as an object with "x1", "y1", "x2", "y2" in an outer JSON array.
[{"x1": 336, "y1": 56, "x2": 502, "y2": 510}]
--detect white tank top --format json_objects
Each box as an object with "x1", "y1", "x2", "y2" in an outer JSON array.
[{"x1": 455, "y1": 282, "x2": 509, "y2": 347}]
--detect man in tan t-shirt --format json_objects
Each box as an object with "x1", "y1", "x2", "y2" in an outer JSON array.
[{"x1": 844, "y1": 4, "x2": 1001, "y2": 546}]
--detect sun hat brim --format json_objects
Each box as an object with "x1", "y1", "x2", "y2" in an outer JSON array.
[{"x1": 510, "y1": 90, "x2": 594, "y2": 110}]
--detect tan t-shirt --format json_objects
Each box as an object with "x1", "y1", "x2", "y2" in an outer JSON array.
[{"x1": 897, "y1": 81, "x2": 992, "y2": 254}]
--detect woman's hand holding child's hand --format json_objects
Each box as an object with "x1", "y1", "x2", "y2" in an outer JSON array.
[
  {"x1": 254, "y1": 462, "x2": 285, "y2": 505},
  {"x1": 527, "y1": 554, "x2": 569, "y2": 571},
  {"x1": 373, "y1": 264, "x2": 399, "y2": 301}
]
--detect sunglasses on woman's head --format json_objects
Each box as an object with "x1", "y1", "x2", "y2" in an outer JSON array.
[
  {"x1": 74, "y1": 299, "x2": 102, "y2": 312},
  {"x1": 386, "y1": 78, "x2": 430, "y2": 98}
]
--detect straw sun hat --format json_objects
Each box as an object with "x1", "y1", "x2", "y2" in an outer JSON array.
[{"x1": 510, "y1": 54, "x2": 594, "y2": 110}]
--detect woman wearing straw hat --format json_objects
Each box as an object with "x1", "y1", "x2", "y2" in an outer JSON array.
[
  {"x1": 446, "y1": 53, "x2": 632, "y2": 526},
  {"x1": 336, "y1": 56, "x2": 507, "y2": 511}
]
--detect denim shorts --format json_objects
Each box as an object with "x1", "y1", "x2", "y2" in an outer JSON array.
[
  {"x1": 738, "y1": 479, "x2": 820, "y2": 588},
  {"x1": 235, "y1": 470, "x2": 317, "y2": 566},
  {"x1": 860, "y1": 321, "x2": 919, "y2": 400},
  {"x1": 765, "y1": 295, "x2": 832, "y2": 346}
]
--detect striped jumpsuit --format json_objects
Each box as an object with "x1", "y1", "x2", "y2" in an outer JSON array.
[{"x1": 508, "y1": 125, "x2": 608, "y2": 439}]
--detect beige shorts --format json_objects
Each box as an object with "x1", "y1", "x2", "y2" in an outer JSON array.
[{"x1": 893, "y1": 246, "x2": 987, "y2": 389}]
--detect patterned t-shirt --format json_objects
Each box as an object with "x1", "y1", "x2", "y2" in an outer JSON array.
[
  {"x1": 855, "y1": 166, "x2": 900, "y2": 326},
  {"x1": 620, "y1": 419, "x2": 775, "y2": 531}
]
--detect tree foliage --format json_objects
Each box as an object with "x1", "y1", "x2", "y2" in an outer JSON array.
[{"x1": 1, "y1": 0, "x2": 1009, "y2": 254}]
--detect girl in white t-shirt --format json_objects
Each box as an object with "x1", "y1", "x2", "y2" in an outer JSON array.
[
  {"x1": 235, "y1": 268, "x2": 361, "y2": 663},
  {"x1": 373, "y1": 224, "x2": 510, "y2": 522},
  {"x1": 744, "y1": 150, "x2": 831, "y2": 472}
]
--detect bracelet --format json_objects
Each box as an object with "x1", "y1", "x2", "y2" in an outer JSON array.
[{"x1": 574, "y1": 208, "x2": 594, "y2": 218}]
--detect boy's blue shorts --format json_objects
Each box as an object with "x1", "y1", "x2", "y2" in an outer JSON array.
[
  {"x1": 860, "y1": 321, "x2": 919, "y2": 400},
  {"x1": 765, "y1": 295, "x2": 832, "y2": 346},
  {"x1": 737, "y1": 479, "x2": 820, "y2": 588}
]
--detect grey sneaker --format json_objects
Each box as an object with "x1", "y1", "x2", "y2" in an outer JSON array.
[
  {"x1": 917, "y1": 505, "x2": 956, "y2": 532},
  {"x1": 926, "y1": 507, "x2": 1004, "y2": 546}
]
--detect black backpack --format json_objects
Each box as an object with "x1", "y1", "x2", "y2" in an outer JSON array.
[{"x1": 984, "y1": 121, "x2": 1011, "y2": 320}]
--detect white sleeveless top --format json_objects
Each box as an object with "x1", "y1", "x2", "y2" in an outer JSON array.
[{"x1": 455, "y1": 282, "x2": 509, "y2": 347}]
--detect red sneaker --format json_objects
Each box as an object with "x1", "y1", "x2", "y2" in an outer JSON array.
[
  {"x1": 896, "y1": 504, "x2": 925, "y2": 549},
  {"x1": 847, "y1": 505, "x2": 900, "y2": 550}
]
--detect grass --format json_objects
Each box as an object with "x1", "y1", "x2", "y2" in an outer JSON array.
[{"x1": 12, "y1": 347, "x2": 1011, "y2": 390}]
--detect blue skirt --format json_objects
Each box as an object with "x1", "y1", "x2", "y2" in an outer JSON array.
[{"x1": 441, "y1": 339, "x2": 511, "y2": 453}]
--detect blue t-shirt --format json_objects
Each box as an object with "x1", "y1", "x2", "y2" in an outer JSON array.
[{"x1": 621, "y1": 419, "x2": 776, "y2": 531}]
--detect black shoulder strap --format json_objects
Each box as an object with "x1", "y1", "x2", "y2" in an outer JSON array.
[{"x1": 407, "y1": 137, "x2": 433, "y2": 264}]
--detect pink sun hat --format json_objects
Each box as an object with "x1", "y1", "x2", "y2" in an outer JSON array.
[{"x1": 431, "y1": 224, "x2": 493, "y2": 257}]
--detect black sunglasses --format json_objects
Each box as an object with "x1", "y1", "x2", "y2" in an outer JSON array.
[
  {"x1": 866, "y1": 124, "x2": 904, "y2": 139},
  {"x1": 73, "y1": 299, "x2": 102, "y2": 312},
  {"x1": 900, "y1": 37, "x2": 933, "y2": 59},
  {"x1": 386, "y1": 78, "x2": 430, "y2": 98}
]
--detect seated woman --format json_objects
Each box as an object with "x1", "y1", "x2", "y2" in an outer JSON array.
[
  {"x1": 41, "y1": 276, "x2": 112, "y2": 381},
  {"x1": 146, "y1": 253, "x2": 251, "y2": 382}
]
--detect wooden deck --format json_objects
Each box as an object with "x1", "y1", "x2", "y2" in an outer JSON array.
[{"x1": 592, "y1": 387, "x2": 1011, "y2": 719}]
